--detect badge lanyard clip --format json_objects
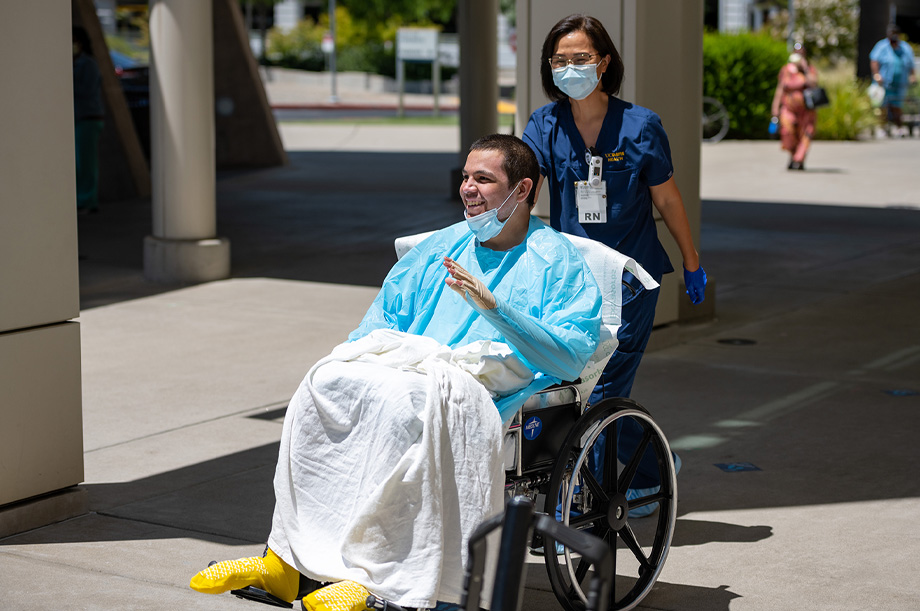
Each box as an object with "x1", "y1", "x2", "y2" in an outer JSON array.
[
  {"x1": 577, "y1": 147, "x2": 606, "y2": 223},
  {"x1": 587, "y1": 148, "x2": 603, "y2": 187}
]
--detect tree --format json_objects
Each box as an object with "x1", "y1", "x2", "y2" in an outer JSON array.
[
  {"x1": 337, "y1": 0, "x2": 456, "y2": 27},
  {"x1": 765, "y1": 0, "x2": 860, "y2": 64}
]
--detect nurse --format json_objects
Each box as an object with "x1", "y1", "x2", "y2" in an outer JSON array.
[{"x1": 523, "y1": 14, "x2": 706, "y2": 509}]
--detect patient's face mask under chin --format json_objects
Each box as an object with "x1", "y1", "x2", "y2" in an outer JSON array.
[{"x1": 464, "y1": 182, "x2": 522, "y2": 242}]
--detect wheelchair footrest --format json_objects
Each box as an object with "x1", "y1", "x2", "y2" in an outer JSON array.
[{"x1": 231, "y1": 586, "x2": 294, "y2": 608}]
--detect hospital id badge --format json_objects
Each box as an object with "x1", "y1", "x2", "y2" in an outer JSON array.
[{"x1": 576, "y1": 180, "x2": 607, "y2": 223}]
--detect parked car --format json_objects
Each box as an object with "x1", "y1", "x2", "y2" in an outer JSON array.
[{"x1": 109, "y1": 49, "x2": 150, "y2": 159}]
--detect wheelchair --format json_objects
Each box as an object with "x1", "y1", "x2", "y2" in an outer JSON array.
[
  {"x1": 230, "y1": 232, "x2": 677, "y2": 611},
  {"x1": 395, "y1": 231, "x2": 679, "y2": 611}
]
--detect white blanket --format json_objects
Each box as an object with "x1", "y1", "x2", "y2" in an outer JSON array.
[{"x1": 269, "y1": 330, "x2": 522, "y2": 608}]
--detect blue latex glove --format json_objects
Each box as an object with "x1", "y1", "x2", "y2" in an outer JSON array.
[{"x1": 683, "y1": 266, "x2": 707, "y2": 305}]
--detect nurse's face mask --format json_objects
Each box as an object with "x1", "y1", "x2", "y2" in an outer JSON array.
[
  {"x1": 464, "y1": 180, "x2": 523, "y2": 243},
  {"x1": 550, "y1": 50, "x2": 603, "y2": 100},
  {"x1": 552, "y1": 63, "x2": 600, "y2": 100}
]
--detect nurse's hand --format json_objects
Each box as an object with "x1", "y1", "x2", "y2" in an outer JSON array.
[
  {"x1": 683, "y1": 266, "x2": 707, "y2": 305},
  {"x1": 444, "y1": 257, "x2": 496, "y2": 309}
]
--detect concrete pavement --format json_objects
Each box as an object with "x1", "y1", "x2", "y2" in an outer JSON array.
[{"x1": 1, "y1": 114, "x2": 919, "y2": 610}]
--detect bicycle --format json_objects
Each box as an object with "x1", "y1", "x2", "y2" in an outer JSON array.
[{"x1": 702, "y1": 96, "x2": 729, "y2": 143}]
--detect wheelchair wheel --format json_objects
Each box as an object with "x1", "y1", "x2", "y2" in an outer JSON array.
[{"x1": 543, "y1": 398, "x2": 677, "y2": 611}]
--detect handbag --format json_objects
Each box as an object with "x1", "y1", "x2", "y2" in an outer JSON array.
[{"x1": 803, "y1": 86, "x2": 829, "y2": 110}]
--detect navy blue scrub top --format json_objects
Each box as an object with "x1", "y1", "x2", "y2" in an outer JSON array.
[{"x1": 523, "y1": 97, "x2": 675, "y2": 280}]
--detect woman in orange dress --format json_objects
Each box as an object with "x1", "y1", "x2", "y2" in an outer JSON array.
[{"x1": 771, "y1": 44, "x2": 818, "y2": 170}]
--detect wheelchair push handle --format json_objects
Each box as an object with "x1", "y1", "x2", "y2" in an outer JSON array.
[{"x1": 461, "y1": 497, "x2": 613, "y2": 611}]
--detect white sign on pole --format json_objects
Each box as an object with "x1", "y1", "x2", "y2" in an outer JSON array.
[
  {"x1": 437, "y1": 33, "x2": 459, "y2": 68},
  {"x1": 321, "y1": 32, "x2": 334, "y2": 54},
  {"x1": 397, "y1": 28, "x2": 439, "y2": 61}
]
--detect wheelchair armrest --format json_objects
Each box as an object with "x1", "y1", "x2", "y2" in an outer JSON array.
[{"x1": 539, "y1": 379, "x2": 581, "y2": 390}]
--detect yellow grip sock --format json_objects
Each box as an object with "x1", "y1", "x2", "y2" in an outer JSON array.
[
  {"x1": 302, "y1": 580, "x2": 372, "y2": 611},
  {"x1": 189, "y1": 547, "x2": 300, "y2": 603}
]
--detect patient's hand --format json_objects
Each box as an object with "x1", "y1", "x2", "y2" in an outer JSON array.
[{"x1": 443, "y1": 257, "x2": 496, "y2": 309}]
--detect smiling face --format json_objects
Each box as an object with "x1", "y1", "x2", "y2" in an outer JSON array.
[{"x1": 460, "y1": 148, "x2": 515, "y2": 219}]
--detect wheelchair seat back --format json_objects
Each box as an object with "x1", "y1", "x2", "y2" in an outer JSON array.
[{"x1": 394, "y1": 228, "x2": 658, "y2": 475}]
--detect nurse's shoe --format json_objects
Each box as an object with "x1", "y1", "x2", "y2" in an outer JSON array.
[
  {"x1": 301, "y1": 580, "x2": 372, "y2": 611},
  {"x1": 189, "y1": 547, "x2": 301, "y2": 603},
  {"x1": 627, "y1": 453, "x2": 682, "y2": 518}
]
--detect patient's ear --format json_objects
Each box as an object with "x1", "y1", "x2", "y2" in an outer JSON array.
[{"x1": 519, "y1": 177, "x2": 534, "y2": 203}]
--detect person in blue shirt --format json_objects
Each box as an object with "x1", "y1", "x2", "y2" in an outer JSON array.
[
  {"x1": 189, "y1": 135, "x2": 602, "y2": 609},
  {"x1": 870, "y1": 24, "x2": 917, "y2": 137},
  {"x1": 523, "y1": 14, "x2": 705, "y2": 511}
]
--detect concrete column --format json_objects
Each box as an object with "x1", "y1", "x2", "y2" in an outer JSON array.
[
  {"x1": 145, "y1": 0, "x2": 231, "y2": 283},
  {"x1": 0, "y1": 0, "x2": 86, "y2": 534},
  {"x1": 458, "y1": 0, "x2": 499, "y2": 157}
]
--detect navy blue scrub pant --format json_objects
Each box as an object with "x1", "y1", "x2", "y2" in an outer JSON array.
[{"x1": 588, "y1": 275, "x2": 665, "y2": 489}]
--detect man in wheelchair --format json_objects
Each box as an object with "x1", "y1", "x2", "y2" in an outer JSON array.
[{"x1": 190, "y1": 134, "x2": 603, "y2": 610}]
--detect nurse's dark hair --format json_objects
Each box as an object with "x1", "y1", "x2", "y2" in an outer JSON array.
[
  {"x1": 540, "y1": 14, "x2": 624, "y2": 101},
  {"x1": 469, "y1": 134, "x2": 540, "y2": 206},
  {"x1": 73, "y1": 26, "x2": 93, "y2": 56}
]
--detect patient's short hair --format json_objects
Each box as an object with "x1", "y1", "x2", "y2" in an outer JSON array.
[{"x1": 468, "y1": 134, "x2": 540, "y2": 206}]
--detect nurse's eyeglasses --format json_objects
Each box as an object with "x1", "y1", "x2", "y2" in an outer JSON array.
[{"x1": 549, "y1": 53, "x2": 599, "y2": 70}]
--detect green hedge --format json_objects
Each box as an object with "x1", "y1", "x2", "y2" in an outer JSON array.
[
  {"x1": 812, "y1": 72, "x2": 876, "y2": 140},
  {"x1": 703, "y1": 32, "x2": 788, "y2": 139},
  {"x1": 703, "y1": 31, "x2": 878, "y2": 140}
]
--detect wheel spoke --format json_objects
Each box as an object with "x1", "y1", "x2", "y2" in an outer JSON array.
[
  {"x1": 578, "y1": 460, "x2": 609, "y2": 504},
  {"x1": 617, "y1": 427, "x2": 652, "y2": 493},
  {"x1": 630, "y1": 488, "x2": 664, "y2": 511},
  {"x1": 619, "y1": 523, "x2": 653, "y2": 572},
  {"x1": 568, "y1": 510, "x2": 605, "y2": 530},
  {"x1": 600, "y1": 527, "x2": 617, "y2": 605},
  {"x1": 603, "y1": 420, "x2": 617, "y2": 495}
]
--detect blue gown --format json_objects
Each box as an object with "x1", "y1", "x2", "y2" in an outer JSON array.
[{"x1": 350, "y1": 216, "x2": 602, "y2": 422}]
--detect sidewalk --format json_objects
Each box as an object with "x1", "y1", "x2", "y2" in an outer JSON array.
[{"x1": 1, "y1": 119, "x2": 919, "y2": 610}]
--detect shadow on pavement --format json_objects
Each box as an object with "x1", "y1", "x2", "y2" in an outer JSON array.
[
  {"x1": 670, "y1": 519, "x2": 772, "y2": 547},
  {"x1": 78, "y1": 151, "x2": 464, "y2": 310}
]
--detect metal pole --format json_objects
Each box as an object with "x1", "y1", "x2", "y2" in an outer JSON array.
[
  {"x1": 328, "y1": 0, "x2": 338, "y2": 103},
  {"x1": 787, "y1": 0, "x2": 795, "y2": 50},
  {"x1": 397, "y1": 59, "x2": 405, "y2": 118},
  {"x1": 433, "y1": 56, "x2": 440, "y2": 118}
]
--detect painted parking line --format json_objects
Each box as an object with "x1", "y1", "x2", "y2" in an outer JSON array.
[
  {"x1": 670, "y1": 381, "x2": 839, "y2": 451},
  {"x1": 848, "y1": 345, "x2": 920, "y2": 375},
  {"x1": 670, "y1": 345, "x2": 919, "y2": 452}
]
